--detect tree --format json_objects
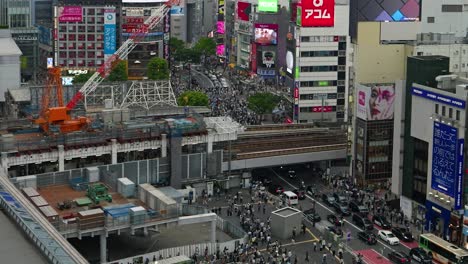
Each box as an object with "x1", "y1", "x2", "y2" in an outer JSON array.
[
  {"x1": 147, "y1": 57, "x2": 169, "y2": 80},
  {"x1": 106, "y1": 61, "x2": 128, "y2": 82},
  {"x1": 72, "y1": 72, "x2": 94, "y2": 84},
  {"x1": 177, "y1": 91, "x2": 209, "y2": 106},
  {"x1": 193, "y1": 37, "x2": 216, "y2": 57},
  {"x1": 169, "y1": 37, "x2": 185, "y2": 54},
  {"x1": 247, "y1": 93, "x2": 280, "y2": 115}
]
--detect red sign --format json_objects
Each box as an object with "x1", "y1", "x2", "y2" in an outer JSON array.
[
  {"x1": 237, "y1": 2, "x2": 251, "y2": 21},
  {"x1": 294, "y1": 87, "x2": 299, "y2": 98},
  {"x1": 301, "y1": 0, "x2": 334, "y2": 27},
  {"x1": 312, "y1": 106, "x2": 332, "y2": 112}
]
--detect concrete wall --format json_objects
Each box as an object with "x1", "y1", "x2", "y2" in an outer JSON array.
[
  {"x1": 391, "y1": 80, "x2": 406, "y2": 196},
  {"x1": 355, "y1": 22, "x2": 413, "y2": 84},
  {"x1": 420, "y1": 0, "x2": 468, "y2": 38}
]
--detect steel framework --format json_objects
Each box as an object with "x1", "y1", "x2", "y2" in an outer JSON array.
[
  {"x1": 83, "y1": 84, "x2": 124, "y2": 110},
  {"x1": 120, "y1": 80, "x2": 177, "y2": 110}
]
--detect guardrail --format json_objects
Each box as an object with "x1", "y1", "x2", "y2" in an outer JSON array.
[{"x1": 234, "y1": 143, "x2": 347, "y2": 160}]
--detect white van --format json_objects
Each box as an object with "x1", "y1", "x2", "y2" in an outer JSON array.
[{"x1": 282, "y1": 191, "x2": 298, "y2": 206}]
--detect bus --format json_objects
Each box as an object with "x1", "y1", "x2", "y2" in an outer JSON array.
[{"x1": 419, "y1": 233, "x2": 468, "y2": 264}]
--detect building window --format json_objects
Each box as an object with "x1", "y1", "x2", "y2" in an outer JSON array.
[
  {"x1": 449, "y1": 108, "x2": 453, "y2": 118},
  {"x1": 454, "y1": 64, "x2": 458, "y2": 69},
  {"x1": 456, "y1": 110, "x2": 460, "y2": 121},
  {"x1": 301, "y1": 36, "x2": 310, "y2": 42},
  {"x1": 441, "y1": 5, "x2": 462, "y2": 12},
  {"x1": 442, "y1": 106, "x2": 446, "y2": 116},
  {"x1": 435, "y1": 104, "x2": 439, "y2": 114},
  {"x1": 427, "y1": 17, "x2": 435, "y2": 23}
]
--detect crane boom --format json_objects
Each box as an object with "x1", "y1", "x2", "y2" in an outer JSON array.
[{"x1": 66, "y1": 0, "x2": 175, "y2": 110}]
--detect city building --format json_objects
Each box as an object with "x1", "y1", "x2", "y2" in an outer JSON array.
[
  {"x1": 349, "y1": 0, "x2": 421, "y2": 41},
  {"x1": 171, "y1": 0, "x2": 216, "y2": 43},
  {"x1": 121, "y1": 0, "x2": 170, "y2": 79},
  {"x1": 286, "y1": 0, "x2": 351, "y2": 123},
  {"x1": 0, "y1": 0, "x2": 39, "y2": 82},
  {"x1": 413, "y1": 33, "x2": 468, "y2": 76},
  {"x1": 420, "y1": 0, "x2": 468, "y2": 38},
  {"x1": 0, "y1": 29, "x2": 22, "y2": 116},
  {"x1": 391, "y1": 55, "x2": 468, "y2": 245},
  {"x1": 353, "y1": 83, "x2": 394, "y2": 185}
]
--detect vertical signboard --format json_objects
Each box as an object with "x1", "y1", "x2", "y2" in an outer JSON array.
[
  {"x1": 251, "y1": 43, "x2": 257, "y2": 73},
  {"x1": 164, "y1": 13, "x2": 171, "y2": 61},
  {"x1": 104, "y1": 9, "x2": 116, "y2": 57},
  {"x1": 431, "y1": 122, "x2": 458, "y2": 199},
  {"x1": 293, "y1": 81, "x2": 299, "y2": 121},
  {"x1": 455, "y1": 139, "x2": 464, "y2": 210}
]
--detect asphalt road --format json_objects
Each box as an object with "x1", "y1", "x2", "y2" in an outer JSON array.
[
  {"x1": 266, "y1": 166, "x2": 417, "y2": 264},
  {"x1": 191, "y1": 69, "x2": 214, "y2": 88}
]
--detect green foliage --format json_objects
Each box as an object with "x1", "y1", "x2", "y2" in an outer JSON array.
[
  {"x1": 72, "y1": 72, "x2": 94, "y2": 84},
  {"x1": 176, "y1": 48, "x2": 201, "y2": 63},
  {"x1": 193, "y1": 37, "x2": 216, "y2": 56},
  {"x1": 247, "y1": 93, "x2": 280, "y2": 115},
  {"x1": 147, "y1": 57, "x2": 169, "y2": 80},
  {"x1": 169, "y1": 37, "x2": 185, "y2": 53},
  {"x1": 177, "y1": 91, "x2": 209, "y2": 106},
  {"x1": 0, "y1": 25, "x2": 9, "y2": 29},
  {"x1": 106, "y1": 61, "x2": 128, "y2": 82}
]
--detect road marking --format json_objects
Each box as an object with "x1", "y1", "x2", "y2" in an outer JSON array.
[
  {"x1": 306, "y1": 227, "x2": 318, "y2": 241},
  {"x1": 258, "y1": 238, "x2": 318, "y2": 252},
  {"x1": 371, "y1": 249, "x2": 392, "y2": 262},
  {"x1": 271, "y1": 169, "x2": 397, "y2": 253}
]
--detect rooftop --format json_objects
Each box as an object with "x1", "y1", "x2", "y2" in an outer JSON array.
[{"x1": 0, "y1": 31, "x2": 22, "y2": 56}]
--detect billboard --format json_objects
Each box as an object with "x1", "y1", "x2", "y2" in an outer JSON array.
[
  {"x1": 312, "y1": 106, "x2": 333, "y2": 112},
  {"x1": 411, "y1": 87, "x2": 466, "y2": 109},
  {"x1": 38, "y1": 26, "x2": 52, "y2": 46},
  {"x1": 260, "y1": 51, "x2": 275, "y2": 68},
  {"x1": 251, "y1": 43, "x2": 257, "y2": 73},
  {"x1": 356, "y1": 84, "x2": 395, "y2": 121},
  {"x1": 170, "y1": 0, "x2": 185, "y2": 16},
  {"x1": 218, "y1": 0, "x2": 225, "y2": 15},
  {"x1": 104, "y1": 9, "x2": 116, "y2": 56},
  {"x1": 254, "y1": 24, "x2": 278, "y2": 45},
  {"x1": 431, "y1": 122, "x2": 459, "y2": 200},
  {"x1": 216, "y1": 44, "x2": 225, "y2": 56},
  {"x1": 299, "y1": 0, "x2": 334, "y2": 27},
  {"x1": 237, "y1": 2, "x2": 251, "y2": 21},
  {"x1": 352, "y1": 0, "x2": 420, "y2": 22},
  {"x1": 58, "y1": 6, "x2": 82, "y2": 22},
  {"x1": 217, "y1": 21, "x2": 225, "y2": 34},
  {"x1": 258, "y1": 0, "x2": 278, "y2": 13}
]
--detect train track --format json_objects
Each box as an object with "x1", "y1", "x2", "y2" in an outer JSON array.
[
  {"x1": 235, "y1": 143, "x2": 347, "y2": 160},
  {"x1": 0, "y1": 174, "x2": 88, "y2": 264}
]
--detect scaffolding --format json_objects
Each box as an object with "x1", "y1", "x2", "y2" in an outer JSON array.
[{"x1": 120, "y1": 80, "x2": 177, "y2": 110}]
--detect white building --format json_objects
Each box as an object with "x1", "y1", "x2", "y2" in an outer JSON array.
[
  {"x1": 290, "y1": 0, "x2": 351, "y2": 123},
  {"x1": 413, "y1": 33, "x2": 468, "y2": 75},
  {"x1": 420, "y1": 0, "x2": 468, "y2": 38},
  {"x1": 0, "y1": 29, "x2": 21, "y2": 104}
]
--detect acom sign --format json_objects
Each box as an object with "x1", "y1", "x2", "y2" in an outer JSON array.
[{"x1": 299, "y1": 0, "x2": 334, "y2": 27}]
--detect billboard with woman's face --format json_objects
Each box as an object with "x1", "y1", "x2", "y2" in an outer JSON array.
[{"x1": 356, "y1": 84, "x2": 395, "y2": 121}]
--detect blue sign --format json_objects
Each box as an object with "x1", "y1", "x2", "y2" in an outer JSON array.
[
  {"x1": 412, "y1": 87, "x2": 466, "y2": 109},
  {"x1": 104, "y1": 24, "x2": 116, "y2": 55},
  {"x1": 37, "y1": 26, "x2": 51, "y2": 46},
  {"x1": 431, "y1": 122, "x2": 458, "y2": 198},
  {"x1": 455, "y1": 139, "x2": 464, "y2": 209}
]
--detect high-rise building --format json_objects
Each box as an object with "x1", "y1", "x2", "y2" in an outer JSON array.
[
  {"x1": 0, "y1": 0, "x2": 39, "y2": 82},
  {"x1": 287, "y1": 0, "x2": 351, "y2": 123},
  {"x1": 420, "y1": 0, "x2": 468, "y2": 38}
]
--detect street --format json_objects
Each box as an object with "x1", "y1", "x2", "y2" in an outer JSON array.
[{"x1": 267, "y1": 166, "x2": 419, "y2": 264}]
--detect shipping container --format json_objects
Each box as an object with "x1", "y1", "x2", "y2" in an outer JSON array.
[{"x1": 31, "y1": 195, "x2": 49, "y2": 207}]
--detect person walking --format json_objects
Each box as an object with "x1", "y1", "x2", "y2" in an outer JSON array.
[
  {"x1": 305, "y1": 251, "x2": 310, "y2": 262},
  {"x1": 313, "y1": 241, "x2": 317, "y2": 252}
]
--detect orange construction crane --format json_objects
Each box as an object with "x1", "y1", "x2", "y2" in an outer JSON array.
[
  {"x1": 34, "y1": 67, "x2": 89, "y2": 134},
  {"x1": 35, "y1": 0, "x2": 177, "y2": 134}
]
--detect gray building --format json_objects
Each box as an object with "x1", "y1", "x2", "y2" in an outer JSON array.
[
  {"x1": 171, "y1": 0, "x2": 216, "y2": 43},
  {"x1": 0, "y1": 29, "x2": 22, "y2": 115},
  {"x1": 0, "y1": 0, "x2": 39, "y2": 82}
]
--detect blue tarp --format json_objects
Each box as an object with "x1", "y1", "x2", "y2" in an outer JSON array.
[{"x1": 103, "y1": 203, "x2": 135, "y2": 218}]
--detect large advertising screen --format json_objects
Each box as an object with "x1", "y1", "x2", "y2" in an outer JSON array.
[
  {"x1": 258, "y1": 0, "x2": 278, "y2": 12},
  {"x1": 254, "y1": 24, "x2": 278, "y2": 45},
  {"x1": 300, "y1": 0, "x2": 334, "y2": 27},
  {"x1": 431, "y1": 122, "x2": 459, "y2": 200},
  {"x1": 237, "y1": 2, "x2": 251, "y2": 21},
  {"x1": 58, "y1": 6, "x2": 82, "y2": 22},
  {"x1": 216, "y1": 44, "x2": 225, "y2": 56},
  {"x1": 352, "y1": 0, "x2": 420, "y2": 22},
  {"x1": 356, "y1": 84, "x2": 395, "y2": 121},
  {"x1": 170, "y1": 0, "x2": 185, "y2": 16},
  {"x1": 260, "y1": 51, "x2": 275, "y2": 68}
]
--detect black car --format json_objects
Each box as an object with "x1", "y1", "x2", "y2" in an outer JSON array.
[
  {"x1": 333, "y1": 193, "x2": 347, "y2": 204},
  {"x1": 392, "y1": 227, "x2": 414, "y2": 242},
  {"x1": 321, "y1": 193, "x2": 336, "y2": 206},
  {"x1": 372, "y1": 215, "x2": 391, "y2": 229},
  {"x1": 326, "y1": 226, "x2": 343, "y2": 237},
  {"x1": 268, "y1": 184, "x2": 284, "y2": 195},
  {"x1": 333, "y1": 202, "x2": 351, "y2": 216},
  {"x1": 349, "y1": 201, "x2": 370, "y2": 216},
  {"x1": 357, "y1": 231, "x2": 377, "y2": 245},
  {"x1": 388, "y1": 251, "x2": 411, "y2": 264},
  {"x1": 293, "y1": 189, "x2": 306, "y2": 200},
  {"x1": 352, "y1": 214, "x2": 373, "y2": 231},
  {"x1": 306, "y1": 185, "x2": 318, "y2": 197},
  {"x1": 327, "y1": 214, "x2": 343, "y2": 226},
  {"x1": 409, "y1": 248, "x2": 432, "y2": 263},
  {"x1": 304, "y1": 209, "x2": 321, "y2": 222}
]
